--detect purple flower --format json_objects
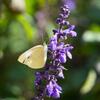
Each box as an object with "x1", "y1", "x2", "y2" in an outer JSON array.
[
  {"x1": 48, "y1": 34, "x2": 57, "y2": 51},
  {"x1": 57, "y1": 68, "x2": 64, "y2": 78},
  {"x1": 63, "y1": 0, "x2": 76, "y2": 11},
  {"x1": 33, "y1": 4, "x2": 77, "y2": 100},
  {"x1": 46, "y1": 80, "x2": 62, "y2": 98},
  {"x1": 63, "y1": 25, "x2": 77, "y2": 37},
  {"x1": 34, "y1": 72, "x2": 42, "y2": 86},
  {"x1": 59, "y1": 53, "x2": 66, "y2": 63}
]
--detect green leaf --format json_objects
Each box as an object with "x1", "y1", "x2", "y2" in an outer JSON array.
[{"x1": 16, "y1": 14, "x2": 38, "y2": 42}]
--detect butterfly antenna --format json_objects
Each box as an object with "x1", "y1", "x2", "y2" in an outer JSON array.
[{"x1": 41, "y1": 32, "x2": 44, "y2": 44}]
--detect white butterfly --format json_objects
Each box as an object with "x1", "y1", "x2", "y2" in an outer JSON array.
[{"x1": 18, "y1": 43, "x2": 47, "y2": 69}]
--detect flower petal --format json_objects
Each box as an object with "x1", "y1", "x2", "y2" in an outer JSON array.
[
  {"x1": 59, "y1": 53, "x2": 66, "y2": 63},
  {"x1": 67, "y1": 51, "x2": 72, "y2": 59}
]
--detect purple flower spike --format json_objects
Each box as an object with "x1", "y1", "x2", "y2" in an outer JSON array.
[{"x1": 33, "y1": 4, "x2": 77, "y2": 100}]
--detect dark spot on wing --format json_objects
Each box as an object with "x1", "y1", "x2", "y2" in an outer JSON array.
[
  {"x1": 23, "y1": 56, "x2": 31, "y2": 64},
  {"x1": 27, "y1": 56, "x2": 30, "y2": 59},
  {"x1": 23, "y1": 59, "x2": 26, "y2": 63}
]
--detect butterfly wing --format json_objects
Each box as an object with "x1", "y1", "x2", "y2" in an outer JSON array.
[{"x1": 18, "y1": 45, "x2": 47, "y2": 69}]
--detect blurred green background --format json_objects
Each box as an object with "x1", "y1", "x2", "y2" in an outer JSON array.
[{"x1": 0, "y1": 0, "x2": 100, "y2": 100}]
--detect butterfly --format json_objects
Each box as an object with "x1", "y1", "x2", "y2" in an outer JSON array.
[{"x1": 18, "y1": 43, "x2": 47, "y2": 69}]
